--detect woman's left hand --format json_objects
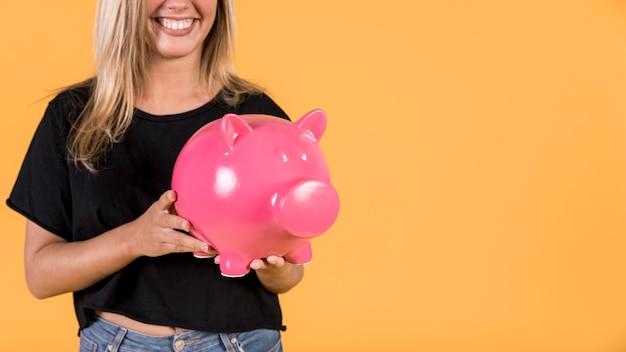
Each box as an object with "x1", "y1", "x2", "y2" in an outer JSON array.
[
  {"x1": 249, "y1": 256, "x2": 288, "y2": 272},
  {"x1": 214, "y1": 255, "x2": 303, "y2": 293},
  {"x1": 213, "y1": 255, "x2": 288, "y2": 273}
]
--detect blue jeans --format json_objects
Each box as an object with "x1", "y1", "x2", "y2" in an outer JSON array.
[{"x1": 79, "y1": 317, "x2": 283, "y2": 352}]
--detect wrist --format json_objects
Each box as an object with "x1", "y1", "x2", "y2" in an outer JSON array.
[{"x1": 114, "y1": 222, "x2": 141, "y2": 260}]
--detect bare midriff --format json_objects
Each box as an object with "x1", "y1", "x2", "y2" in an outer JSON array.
[{"x1": 96, "y1": 311, "x2": 192, "y2": 336}]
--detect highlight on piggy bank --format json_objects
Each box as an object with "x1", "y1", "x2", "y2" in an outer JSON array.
[{"x1": 171, "y1": 109, "x2": 340, "y2": 277}]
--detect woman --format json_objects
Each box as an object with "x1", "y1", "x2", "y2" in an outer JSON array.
[{"x1": 7, "y1": 0, "x2": 303, "y2": 351}]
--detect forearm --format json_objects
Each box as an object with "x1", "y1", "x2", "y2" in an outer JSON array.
[
  {"x1": 256, "y1": 262, "x2": 304, "y2": 294},
  {"x1": 25, "y1": 191, "x2": 212, "y2": 299},
  {"x1": 25, "y1": 222, "x2": 138, "y2": 299}
]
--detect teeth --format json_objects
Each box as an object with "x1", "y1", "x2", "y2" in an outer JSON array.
[{"x1": 160, "y1": 18, "x2": 194, "y2": 30}]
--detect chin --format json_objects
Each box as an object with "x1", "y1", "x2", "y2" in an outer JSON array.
[{"x1": 155, "y1": 47, "x2": 201, "y2": 61}]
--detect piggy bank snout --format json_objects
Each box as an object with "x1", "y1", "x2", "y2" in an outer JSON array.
[{"x1": 274, "y1": 179, "x2": 340, "y2": 238}]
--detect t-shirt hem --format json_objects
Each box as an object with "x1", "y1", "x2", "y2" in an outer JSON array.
[{"x1": 82, "y1": 305, "x2": 286, "y2": 333}]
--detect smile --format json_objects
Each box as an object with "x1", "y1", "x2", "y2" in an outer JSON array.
[{"x1": 157, "y1": 18, "x2": 196, "y2": 31}]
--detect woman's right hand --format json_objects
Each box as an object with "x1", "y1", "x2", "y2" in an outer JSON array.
[
  {"x1": 24, "y1": 190, "x2": 214, "y2": 299},
  {"x1": 124, "y1": 190, "x2": 215, "y2": 258}
]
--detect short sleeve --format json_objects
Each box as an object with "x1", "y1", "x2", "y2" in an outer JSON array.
[{"x1": 6, "y1": 97, "x2": 74, "y2": 240}]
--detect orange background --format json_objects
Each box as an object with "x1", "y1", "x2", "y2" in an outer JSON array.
[{"x1": 2, "y1": 1, "x2": 626, "y2": 351}]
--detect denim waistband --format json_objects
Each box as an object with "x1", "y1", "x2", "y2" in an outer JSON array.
[{"x1": 80, "y1": 317, "x2": 282, "y2": 352}]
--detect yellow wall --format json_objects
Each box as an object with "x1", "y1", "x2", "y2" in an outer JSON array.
[{"x1": 2, "y1": 1, "x2": 626, "y2": 351}]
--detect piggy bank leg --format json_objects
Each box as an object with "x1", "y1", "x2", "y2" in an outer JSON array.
[
  {"x1": 284, "y1": 243, "x2": 313, "y2": 265},
  {"x1": 219, "y1": 252, "x2": 251, "y2": 278}
]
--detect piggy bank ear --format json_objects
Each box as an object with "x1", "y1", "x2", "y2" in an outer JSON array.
[
  {"x1": 220, "y1": 113, "x2": 253, "y2": 151},
  {"x1": 295, "y1": 109, "x2": 327, "y2": 141}
]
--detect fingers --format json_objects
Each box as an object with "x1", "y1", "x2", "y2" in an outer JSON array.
[
  {"x1": 214, "y1": 255, "x2": 291, "y2": 271},
  {"x1": 166, "y1": 213, "x2": 191, "y2": 233},
  {"x1": 157, "y1": 190, "x2": 177, "y2": 213},
  {"x1": 144, "y1": 190, "x2": 213, "y2": 255},
  {"x1": 154, "y1": 190, "x2": 190, "y2": 232},
  {"x1": 178, "y1": 235, "x2": 210, "y2": 254},
  {"x1": 266, "y1": 256, "x2": 285, "y2": 266},
  {"x1": 250, "y1": 256, "x2": 286, "y2": 271},
  {"x1": 155, "y1": 230, "x2": 213, "y2": 255},
  {"x1": 166, "y1": 224, "x2": 217, "y2": 255},
  {"x1": 249, "y1": 259, "x2": 263, "y2": 270}
]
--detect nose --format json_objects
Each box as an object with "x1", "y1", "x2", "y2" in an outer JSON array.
[
  {"x1": 274, "y1": 179, "x2": 340, "y2": 238},
  {"x1": 163, "y1": 0, "x2": 189, "y2": 11}
]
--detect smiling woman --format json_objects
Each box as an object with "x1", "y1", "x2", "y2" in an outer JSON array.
[
  {"x1": 146, "y1": 0, "x2": 217, "y2": 60},
  {"x1": 5, "y1": 0, "x2": 302, "y2": 351},
  {"x1": 7, "y1": 1, "x2": 626, "y2": 351}
]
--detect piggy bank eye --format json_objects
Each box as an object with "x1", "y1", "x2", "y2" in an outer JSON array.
[
  {"x1": 275, "y1": 147, "x2": 290, "y2": 162},
  {"x1": 275, "y1": 147, "x2": 308, "y2": 163}
]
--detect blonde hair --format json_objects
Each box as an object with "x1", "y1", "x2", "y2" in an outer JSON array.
[{"x1": 69, "y1": 0, "x2": 261, "y2": 172}]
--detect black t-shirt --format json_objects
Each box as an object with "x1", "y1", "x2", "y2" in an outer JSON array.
[{"x1": 7, "y1": 85, "x2": 290, "y2": 333}]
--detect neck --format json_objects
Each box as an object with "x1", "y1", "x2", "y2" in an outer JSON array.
[{"x1": 137, "y1": 56, "x2": 218, "y2": 115}]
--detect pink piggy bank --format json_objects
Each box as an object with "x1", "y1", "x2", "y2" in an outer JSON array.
[{"x1": 172, "y1": 109, "x2": 340, "y2": 277}]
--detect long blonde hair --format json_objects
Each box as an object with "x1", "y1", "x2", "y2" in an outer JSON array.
[{"x1": 69, "y1": 0, "x2": 261, "y2": 172}]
